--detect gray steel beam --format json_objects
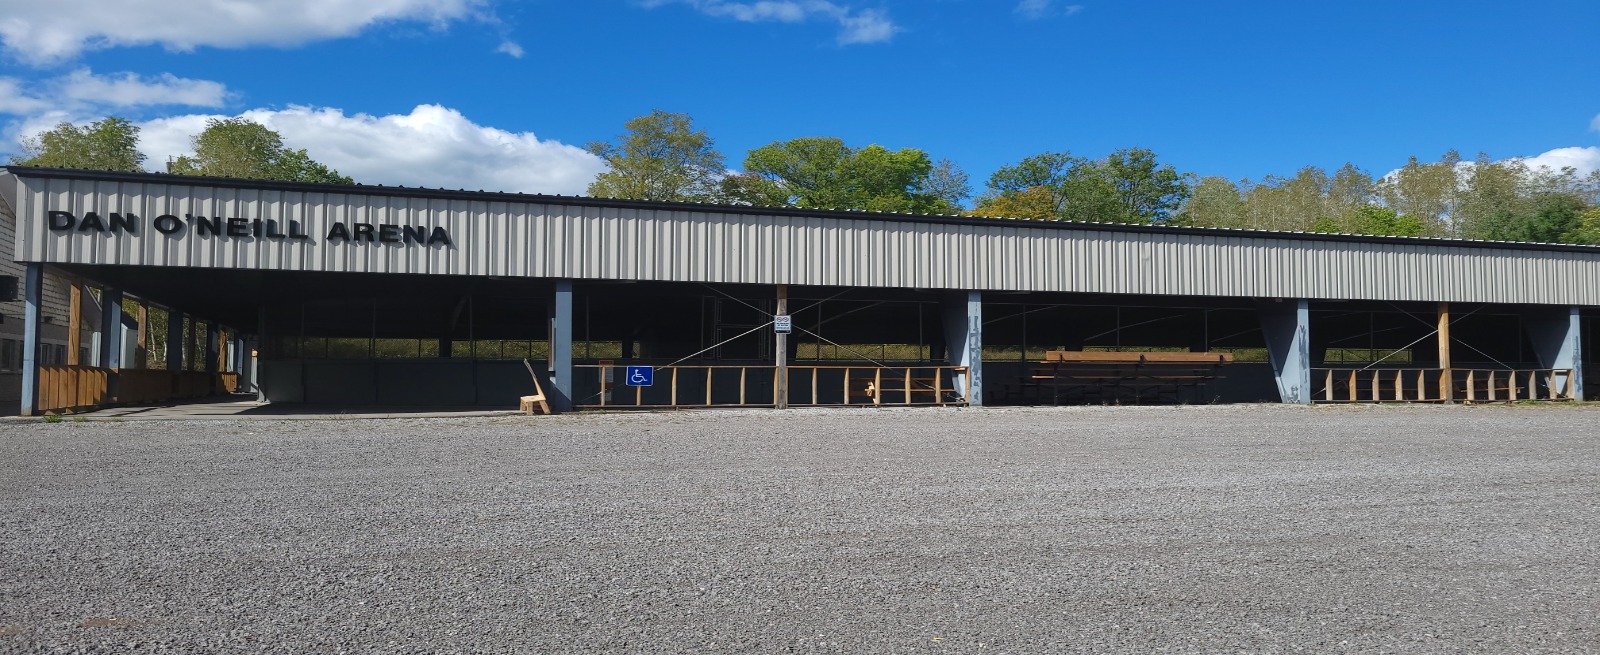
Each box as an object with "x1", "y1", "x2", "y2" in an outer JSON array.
[
  {"x1": 1524, "y1": 306, "x2": 1584, "y2": 400},
  {"x1": 20, "y1": 263, "x2": 41, "y2": 416},
  {"x1": 943, "y1": 290, "x2": 984, "y2": 406},
  {"x1": 1259, "y1": 299, "x2": 1312, "y2": 404},
  {"x1": 550, "y1": 280, "x2": 573, "y2": 412}
]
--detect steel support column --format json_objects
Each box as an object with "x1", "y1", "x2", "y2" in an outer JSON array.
[
  {"x1": 99, "y1": 289, "x2": 124, "y2": 369},
  {"x1": 549, "y1": 280, "x2": 574, "y2": 412},
  {"x1": 942, "y1": 290, "x2": 983, "y2": 406},
  {"x1": 1259, "y1": 299, "x2": 1312, "y2": 404},
  {"x1": 1525, "y1": 306, "x2": 1584, "y2": 400},
  {"x1": 100, "y1": 288, "x2": 124, "y2": 402},
  {"x1": 20, "y1": 263, "x2": 42, "y2": 416}
]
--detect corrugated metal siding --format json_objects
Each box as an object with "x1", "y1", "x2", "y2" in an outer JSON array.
[{"x1": 8, "y1": 174, "x2": 1600, "y2": 306}]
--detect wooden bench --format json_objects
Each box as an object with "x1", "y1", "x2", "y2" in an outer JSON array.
[{"x1": 1014, "y1": 351, "x2": 1233, "y2": 405}]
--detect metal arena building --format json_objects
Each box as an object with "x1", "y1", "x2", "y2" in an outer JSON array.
[{"x1": 0, "y1": 166, "x2": 1592, "y2": 415}]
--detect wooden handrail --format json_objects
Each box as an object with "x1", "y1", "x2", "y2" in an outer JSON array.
[
  {"x1": 1310, "y1": 367, "x2": 1578, "y2": 404},
  {"x1": 574, "y1": 364, "x2": 972, "y2": 409}
]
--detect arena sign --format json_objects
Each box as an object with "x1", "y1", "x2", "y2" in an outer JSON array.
[{"x1": 46, "y1": 210, "x2": 453, "y2": 246}]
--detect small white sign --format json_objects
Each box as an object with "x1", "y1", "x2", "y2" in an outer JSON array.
[{"x1": 774, "y1": 314, "x2": 792, "y2": 334}]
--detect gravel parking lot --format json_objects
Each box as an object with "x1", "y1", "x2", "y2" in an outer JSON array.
[{"x1": 1, "y1": 404, "x2": 1597, "y2": 653}]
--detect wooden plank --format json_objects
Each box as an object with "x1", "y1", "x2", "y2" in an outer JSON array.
[
  {"x1": 1045, "y1": 350, "x2": 1234, "y2": 364},
  {"x1": 1437, "y1": 303, "x2": 1452, "y2": 401},
  {"x1": 135, "y1": 303, "x2": 148, "y2": 369},
  {"x1": 67, "y1": 284, "x2": 81, "y2": 366}
]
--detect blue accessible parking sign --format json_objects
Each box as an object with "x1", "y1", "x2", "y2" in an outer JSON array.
[{"x1": 625, "y1": 366, "x2": 654, "y2": 387}]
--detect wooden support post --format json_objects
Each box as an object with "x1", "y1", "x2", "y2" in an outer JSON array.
[
  {"x1": 1466, "y1": 370, "x2": 1476, "y2": 403},
  {"x1": 1509, "y1": 370, "x2": 1519, "y2": 400},
  {"x1": 599, "y1": 365, "x2": 607, "y2": 408},
  {"x1": 739, "y1": 367, "x2": 747, "y2": 406},
  {"x1": 705, "y1": 368, "x2": 712, "y2": 407},
  {"x1": 135, "y1": 302, "x2": 148, "y2": 369},
  {"x1": 1394, "y1": 370, "x2": 1403, "y2": 401},
  {"x1": 1437, "y1": 303, "x2": 1452, "y2": 401},
  {"x1": 811, "y1": 368, "x2": 818, "y2": 406},
  {"x1": 1416, "y1": 370, "x2": 1426, "y2": 401},
  {"x1": 903, "y1": 367, "x2": 911, "y2": 406},
  {"x1": 873, "y1": 368, "x2": 882, "y2": 407},
  {"x1": 1347, "y1": 370, "x2": 1357, "y2": 402},
  {"x1": 935, "y1": 369, "x2": 943, "y2": 406},
  {"x1": 1370, "y1": 371, "x2": 1380, "y2": 402},
  {"x1": 774, "y1": 285, "x2": 787, "y2": 409},
  {"x1": 67, "y1": 283, "x2": 82, "y2": 366},
  {"x1": 635, "y1": 382, "x2": 642, "y2": 406},
  {"x1": 1488, "y1": 371, "x2": 1497, "y2": 402},
  {"x1": 1324, "y1": 370, "x2": 1333, "y2": 402},
  {"x1": 670, "y1": 368, "x2": 678, "y2": 406},
  {"x1": 843, "y1": 368, "x2": 851, "y2": 406}
]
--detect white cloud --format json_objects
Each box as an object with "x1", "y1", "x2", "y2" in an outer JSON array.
[
  {"x1": 0, "y1": 0, "x2": 487, "y2": 65},
  {"x1": 1516, "y1": 146, "x2": 1600, "y2": 177},
  {"x1": 0, "y1": 69, "x2": 229, "y2": 151},
  {"x1": 138, "y1": 105, "x2": 607, "y2": 195},
  {"x1": 496, "y1": 40, "x2": 525, "y2": 58},
  {"x1": 646, "y1": 0, "x2": 899, "y2": 44},
  {"x1": 0, "y1": 69, "x2": 227, "y2": 117},
  {"x1": 1015, "y1": 0, "x2": 1083, "y2": 20}
]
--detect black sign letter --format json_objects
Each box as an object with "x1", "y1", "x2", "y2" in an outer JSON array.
[{"x1": 48, "y1": 211, "x2": 76, "y2": 231}]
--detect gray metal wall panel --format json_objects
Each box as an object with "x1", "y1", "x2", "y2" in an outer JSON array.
[{"x1": 9, "y1": 173, "x2": 1600, "y2": 306}]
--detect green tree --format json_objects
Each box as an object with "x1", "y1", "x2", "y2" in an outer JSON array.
[
  {"x1": 1344, "y1": 204, "x2": 1426, "y2": 237},
  {"x1": 169, "y1": 118, "x2": 351, "y2": 184},
  {"x1": 1098, "y1": 148, "x2": 1191, "y2": 222},
  {"x1": 1174, "y1": 176, "x2": 1248, "y2": 228},
  {"x1": 975, "y1": 148, "x2": 1189, "y2": 223},
  {"x1": 741, "y1": 137, "x2": 955, "y2": 213},
  {"x1": 586, "y1": 110, "x2": 725, "y2": 201},
  {"x1": 924, "y1": 158, "x2": 972, "y2": 212},
  {"x1": 1377, "y1": 151, "x2": 1460, "y2": 236},
  {"x1": 10, "y1": 117, "x2": 145, "y2": 171}
]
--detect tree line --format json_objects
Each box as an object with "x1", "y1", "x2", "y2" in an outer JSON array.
[
  {"x1": 11, "y1": 116, "x2": 350, "y2": 184},
  {"x1": 13, "y1": 111, "x2": 1600, "y2": 245}
]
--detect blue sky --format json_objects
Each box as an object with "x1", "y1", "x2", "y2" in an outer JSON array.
[{"x1": 1, "y1": 0, "x2": 1597, "y2": 200}]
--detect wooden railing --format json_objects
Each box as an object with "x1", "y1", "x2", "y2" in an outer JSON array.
[
  {"x1": 575, "y1": 364, "x2": 970, "y2": 409},
  {"x1": 38, "y1": 366, "x2": 110, "y2": 412},
  {"x1": 37, "y1": 368, "x2": 234, "y2": 413},
  {"x1": 1313, "y1": 368, "x2": 1577, "y2": 403}
]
